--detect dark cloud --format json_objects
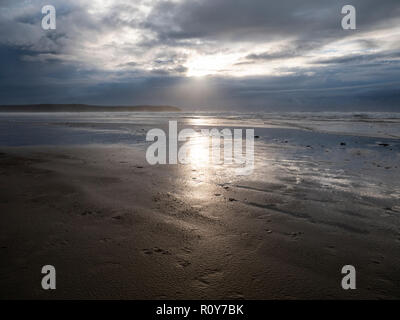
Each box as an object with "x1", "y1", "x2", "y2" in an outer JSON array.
[
  {"x1": 0, "y1": 0, "x2": 399, "y2": 111},
  {"x1": 145, "y1": 0, "x2": 400, "y2": 42},
  {"x1": 242, "y1": 41, "x2": 321, "y2": 65},
  {"x1": 312, "y1": 50, "x2": 400, "y2": 65}
]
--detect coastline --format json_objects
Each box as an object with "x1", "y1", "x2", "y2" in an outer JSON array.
[{"x1": 0, "y1": 104, "x2": 182, "y2": 113}]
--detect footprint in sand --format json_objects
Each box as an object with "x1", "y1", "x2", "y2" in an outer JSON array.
[
  {"x1": 181, "y1": 247, "x2": 192, "y2": 254},
  {"x1": 141, "y1": 247, "x2": 171, "y2": 255},
  {"x1": 177, "y1": 258, "x2": 191, "y2": 268},
  {"x1": 81, "y1": 209, "x2": 102, "y2": 216},
  {"x1": 176, "y1": 247, "x2": 193, "y2": 268},
  {"x1": 284, "y1": 231, "x2": 303, "y2": 240},
  {"x1": 193, "y1": 269, "x2": 224, "y2": 289},
  {"x1": 228, "y1": 292, "x2": 245, "y2": 300}
]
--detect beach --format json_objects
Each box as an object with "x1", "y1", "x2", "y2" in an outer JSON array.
[{"x1": 0, "y1": 112, "x2": 399, "y2": 299}]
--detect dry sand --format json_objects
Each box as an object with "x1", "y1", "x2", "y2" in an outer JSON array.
[{"x1": 0, "y1": 145, "x2": 399, "y2": 299}]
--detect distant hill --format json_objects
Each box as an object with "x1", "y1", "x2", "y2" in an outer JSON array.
[{"x1": 0, "y1": 104, "x2": 181, "y2": 112}]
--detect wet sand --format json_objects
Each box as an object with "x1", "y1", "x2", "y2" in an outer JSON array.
[{"x1": 0, "y1": 145, "x2": 399, "y2": 299}]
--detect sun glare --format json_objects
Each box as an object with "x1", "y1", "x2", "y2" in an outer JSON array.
[
  {"x1": 186, "y1": 134, "x2": 210, "y2": 167},
  {"x1": 185, "y1": 53, "x2": 241, "y2": 77}
]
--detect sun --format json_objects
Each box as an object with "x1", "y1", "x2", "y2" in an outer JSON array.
[{"x1": 185, "y1": 52, "x2": 241, "y2": 77}]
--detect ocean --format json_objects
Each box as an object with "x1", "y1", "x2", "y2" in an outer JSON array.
[{"x1": 0, "y1": 111, "x2": 399, "y2": 200}]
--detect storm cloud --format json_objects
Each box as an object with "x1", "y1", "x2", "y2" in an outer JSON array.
[{"x1": 0, "y1": 0, "x2": 399, "y2": 110}]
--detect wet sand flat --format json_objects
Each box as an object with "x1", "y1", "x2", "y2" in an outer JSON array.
[{"x1": 0, "y1": 145, "x2": 399, "y2": 299}]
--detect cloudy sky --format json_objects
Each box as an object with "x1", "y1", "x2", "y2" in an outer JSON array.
[{"x1": 0, "y1": 0, "x2": 399, "y2": 111}]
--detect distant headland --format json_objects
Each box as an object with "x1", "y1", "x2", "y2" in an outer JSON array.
[{"x1": 0, "y1": 104, "x2": 181, "y2": 112}]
